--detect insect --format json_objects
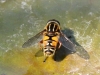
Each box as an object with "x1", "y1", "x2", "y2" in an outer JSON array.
[{"x1": 22, "y1": 19, "x2": 76, "y2": 62}]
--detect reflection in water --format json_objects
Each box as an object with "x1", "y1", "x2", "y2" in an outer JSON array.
[
  {"x1": 62, "y1": 28, "x2": 90, "y2": 59},
  {"x1": 53, "y1": 45, "x2": 74, "y2": 62},
  {"x1": 35, "y1": 50, "x2": 43, "y2": 57}
]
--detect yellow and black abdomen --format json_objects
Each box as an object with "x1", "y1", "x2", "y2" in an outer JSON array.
[{"x1": 43, "y1": 35, "x2": 59, "y2": 56}]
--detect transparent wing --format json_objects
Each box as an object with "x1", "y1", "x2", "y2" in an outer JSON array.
[
  {"x1": 75, "y1": 45, "x2": 90, "y2": 59},
  {"x1": 59, "y1": 32, "x2": 76, "y2": 52},
  {"x1": 35, "y1": 50, "x2": 43, "y2": 57},
  {"x1": 22, "y1": 30, "x2": 44, "y2": 48}
]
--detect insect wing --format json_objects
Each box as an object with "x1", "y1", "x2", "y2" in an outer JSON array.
[
  {"x1": 35, "y1": 50, "x2": 43, "y2": 57},
  {"x1": 22, "y1": 31, "x2": 44, "y2": 48},
  {"x1": 59, "y1": 33, "x2": 76, "y2": 52},
  {"x1": 75, "y1": 45, "x2": 90, "y2": 59}
]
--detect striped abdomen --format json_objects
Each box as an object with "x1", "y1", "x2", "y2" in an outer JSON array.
[{"x1": 43, "y1": 35, "x2": 59, "y2": 56}]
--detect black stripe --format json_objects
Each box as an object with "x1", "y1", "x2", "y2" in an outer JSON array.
[
  {"x1": 47, "y1": 24, "x2": 50, "y2": 31},
  {"x1": 45, "y1": 50, "x2": 54, "y2": 54},
  {"x1": 46, "y1": 43, "x2": 53, "y2": 47},
  {"x1": 54, "y1": 25, "x2": 57, "y2": 31},
  {"x1": 47, "y1": 22, "x2": 58, "y2": 32},
  {"x1": 44, "y1": 36, "x2": 56, "y2": 42},
  {"x1": 50, "y1": 23, "x2": 54, "y2": 31}
]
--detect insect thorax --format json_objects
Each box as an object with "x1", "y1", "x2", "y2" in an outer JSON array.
[{"x1": 45, "y1": 21, "x2": 60, "y2": 32}]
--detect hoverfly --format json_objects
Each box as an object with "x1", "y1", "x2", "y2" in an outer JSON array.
[{"x1": 22, "y1": 19, "x2": 76, "y2": 62}]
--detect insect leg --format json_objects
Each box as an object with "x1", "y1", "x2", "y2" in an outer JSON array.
[
  {"x1": 43, "y1": 56, "x2": 48, "y2": 62},
  {"x1": 58, "y1": 42, "x2": 62, "y2": 49},
  {"x1": 38, "y1": 40, "x2": 43, "y2": 50}
]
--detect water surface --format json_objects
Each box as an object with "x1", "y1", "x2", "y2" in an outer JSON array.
[{"x1": 0, "y1": 0, "x2": 100, "y2": 75}]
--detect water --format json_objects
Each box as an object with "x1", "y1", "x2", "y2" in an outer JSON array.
[{"x1": 0, "y1": 0, "x2": 100, "y2": 75}]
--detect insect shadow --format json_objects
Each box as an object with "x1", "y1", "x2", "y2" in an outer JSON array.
[
  {"x1": 35, "y1": 28, "x2": 90, "y2": 62},
  {"x1": 53, "y1": 28, "x2": 90, "y2": 62}
]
